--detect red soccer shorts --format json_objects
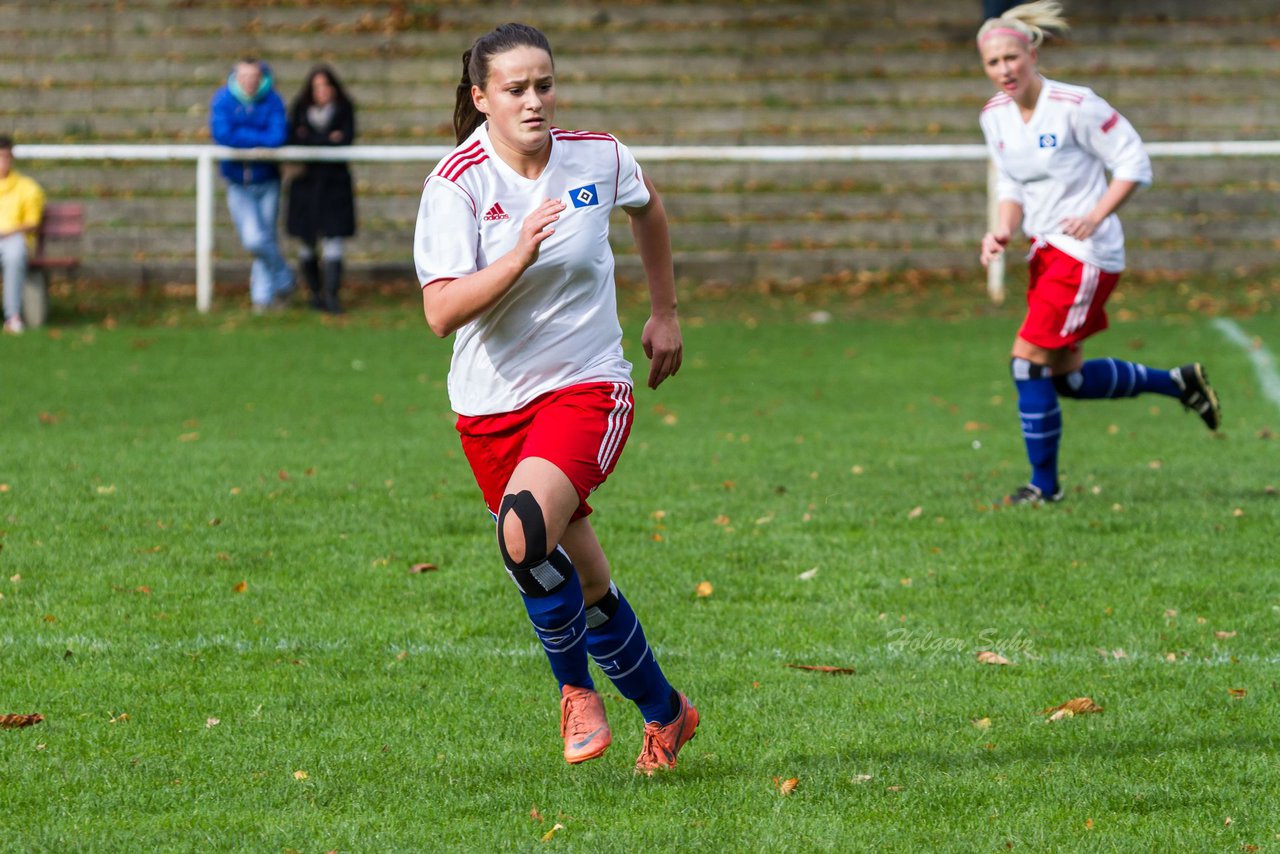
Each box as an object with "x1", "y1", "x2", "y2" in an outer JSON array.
[
  {"x1": 1018, "y1": 242, "x2": 1120, "y2": 350},
  {"x1": 455, "y1": 381, "x2": 634, "y2": 521}
]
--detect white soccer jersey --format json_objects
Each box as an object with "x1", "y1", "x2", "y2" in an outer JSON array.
[
  {"x1": 414, "y1": 123, "x2": 651, "y2": 416},
  {"x1": 979, "y1": 76, "x2": 1152, "y2": 272}
]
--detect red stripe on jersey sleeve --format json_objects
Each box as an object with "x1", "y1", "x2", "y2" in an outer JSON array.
[
  {"x1": 443, "y1": 151, "x2": 488, "y2": 182},
  {"x1": 981, "y1": 94, "x2": 1012, "y2": 113},
  {"x1": 552, "y1": 128, "x2": 616, "y2": 142},
  {"x1": 437, "y1": 141, "x2": 483, "y2": 177},
  {"x1": 1100, "y1": 111, "x2": 1119, "y2": 133}
]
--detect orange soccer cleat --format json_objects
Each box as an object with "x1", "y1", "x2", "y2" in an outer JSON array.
[
  {"x1": 560, "y1": 684, "x2": 612, "y2": 764},
  {"x1": 635, "y1": 692, "x2": 699, "y2": 775}
]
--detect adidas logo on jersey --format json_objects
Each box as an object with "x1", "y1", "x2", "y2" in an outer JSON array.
[{"x1": 483, "y1": 203, "x2": 510, "y2": 222}]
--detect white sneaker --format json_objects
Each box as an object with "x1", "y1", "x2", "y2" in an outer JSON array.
[{"x1": 3, "y1": 316, "x2": 24, "y2": 335}]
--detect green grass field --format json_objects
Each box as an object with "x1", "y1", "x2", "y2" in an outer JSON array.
[{"x1": 2, "y1": 279, "x2": 1278, "y2": 851}]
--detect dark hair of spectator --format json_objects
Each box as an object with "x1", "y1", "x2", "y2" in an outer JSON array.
[
  {"x1": 289, "y1": 64, "x2": 354, "y2": 122},
  {"x1": 0, "y1": 135, "x2": 12, "y2": 151},
  {"x1": 453, "y1": 23, "x2": 554, "y2": 144}
]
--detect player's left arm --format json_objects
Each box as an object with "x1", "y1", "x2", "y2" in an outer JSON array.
[
  {"x1": 624, "y1": 174, "x2": 682, "y2": 390},
  {"x1": 1062, "y1": 93, "x2": 1153, "y2": 240}
]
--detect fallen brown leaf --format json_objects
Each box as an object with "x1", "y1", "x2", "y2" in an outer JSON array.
[
  {"x1": 529, "y1": 805, "x2": 542, "y2": 822},
  {"x1": 907, "y1": 506, "x2": 924, "y2": 519},
  {"x1": 976, "y1": 650, "x2": 1013, "y2": 666},
  {"x1": 232, "y1": 580, "x2": 248, "y2": 594},
  {"x1": 785, "y1": 663, "x2": 855, "y2": 675},
  {"x1": 1043, "y1": 697, "x2": 1103, "y2": 721},
  {"x1": 1215, "y1": 630, "x2": 1237, "y2": 639},
  {"x1": 1228, "y1": 688, "x2": 1247, "y2": 699},
  {"x1": 972, "y1": 717, "x2": 992, "y2": 729},
  {"x1": 0, "y1": 713, "x2": 44, "y2": 729},
  {"x1": 293, "y1": 770, "x2": 308, "y2": 780},
  {"x1": 408, "y1": 563, "x2": 438, "y2": 574},
  {"x1": 695, "y1": 581, "x2": 713, "y2": 598},
  {"x1": 773, "y1": 776, "x2": 799, "y2": 795},
  {"x1": 541, "y1": 822, "x2": 565, "y2": 842}
]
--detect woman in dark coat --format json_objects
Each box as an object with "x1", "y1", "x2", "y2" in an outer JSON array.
[{"x1": 287, "y1": 64, "x2": 356, "y2": 313}]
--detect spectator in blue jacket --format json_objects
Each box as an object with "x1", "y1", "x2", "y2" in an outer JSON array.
[{"x1": 210, "y1": 58, "x2": 294, "y2": 312}]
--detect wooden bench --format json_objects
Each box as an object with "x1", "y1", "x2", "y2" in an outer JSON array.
[{"x1": 23, "y1": 202, "x2": 84, "y2": 328}]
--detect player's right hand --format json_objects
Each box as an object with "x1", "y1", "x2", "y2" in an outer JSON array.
[
  {"x1": 514, "y1": 198, "x2": 565, "y2": 270},
  {"x1": 979, "y1": 231, "x2": 1009, "y2": 267}
]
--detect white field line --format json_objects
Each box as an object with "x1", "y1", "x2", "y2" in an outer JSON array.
[
  {"x1": 1213, "y1": 318, "x2": 1280, "y2": 412},
  {"x1": 4, "y1": 635, "x2": 1277, "y2": 665}
]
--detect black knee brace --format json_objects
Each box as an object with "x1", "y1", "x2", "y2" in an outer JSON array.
[
  {"x1": 1010, "y1": 357, "x2": 1051, "y2": 381},
  {"x1": 497, "y1": 490, "x2": 570, "y2": 596},
  {"x1": 1053, "y1": 372, "x2": 1084, "y2": 398}
]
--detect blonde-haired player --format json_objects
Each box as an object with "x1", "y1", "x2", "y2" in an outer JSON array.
[{"x1": 977, "y1": 1, "x2": 1220, "y2": 505}]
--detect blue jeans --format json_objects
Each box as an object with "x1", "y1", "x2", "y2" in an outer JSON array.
[
  {"x1": 1, "y1": 233, "x2": 28, "y2": 321},
  {"x1": 225, "y1": 180, "x2": 293, "y2": 306}
]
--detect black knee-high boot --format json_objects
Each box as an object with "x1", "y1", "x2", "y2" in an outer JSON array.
[
  {"x1": 299, "y1": 256, "x2": 323, "y2": 310},
  {"x1": 322, "y1": 258, "x2": 344, "y2": 314}
]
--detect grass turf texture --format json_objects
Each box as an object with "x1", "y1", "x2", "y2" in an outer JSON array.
[{"x1": 2, "y1": 281, "x2": 1278, "y2": 850}]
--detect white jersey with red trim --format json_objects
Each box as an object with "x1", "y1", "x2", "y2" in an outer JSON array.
[
  {"x1": 979, "y1": 76, "x2": 1152, "y2": 272},
  {"x1": 414, "y1": 123, "x2": 651, "y2": 416}
]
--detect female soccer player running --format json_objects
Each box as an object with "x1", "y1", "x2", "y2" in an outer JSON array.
[
  {"x1": 413, "y1": 23, "x2": 697, "y2": 773},
  {"x1": 976, "y1": 1, "x2": 1221, "y2": 505}
]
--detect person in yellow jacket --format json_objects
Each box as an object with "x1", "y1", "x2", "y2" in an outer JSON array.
[{"x1": 0, "y1": 135, "x2": 46, "y2": 334}]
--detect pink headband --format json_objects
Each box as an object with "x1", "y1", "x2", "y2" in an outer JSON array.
[{"x1": 979, "y1": 26, "x2": 1031, "y2": 46}]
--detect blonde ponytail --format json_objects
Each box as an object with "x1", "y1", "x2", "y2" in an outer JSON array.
[{"x1": 977, "y1": 1, "x2": 1070, "y2": 50}]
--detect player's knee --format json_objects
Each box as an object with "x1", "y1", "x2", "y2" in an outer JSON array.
[
  {"x1": 1053, "y1": 372, "x2": 1084, "y2": 398},
  {"x1": 497, "y1": 490, "x2": 548, "y2": 571},
  {"x1": 497, "y1": 491, "x2": 574, "y2": 597},
  {"x1": 1010, "y1": 356, "x2": 1051, "y2": 381}
]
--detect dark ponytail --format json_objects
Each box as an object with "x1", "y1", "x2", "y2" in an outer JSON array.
[
  {"x1": 453, "y1": 49, "x2": 481, "y2": 144},
  {"x1": 451, "y1": 23, "x2": 554, "y2": 144}
]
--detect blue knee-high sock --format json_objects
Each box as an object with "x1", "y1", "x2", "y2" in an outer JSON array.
[
  {"x1": 1056, "y1": 358, "x2": 1180, "y2": 399},
  {"x1": 519, "y1": 548, "x2": 593, "y2": 691},
  {"x1": 586, "y1": 583, "x2": 678, "y2": 725},
  {"x1": 1012, "y1": 358, "x2": 1062, "y2": 495}
]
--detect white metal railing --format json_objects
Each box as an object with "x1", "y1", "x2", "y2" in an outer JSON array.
[{"x1": 15, "y1": 141, "x2": 1280, "y2": 312}]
